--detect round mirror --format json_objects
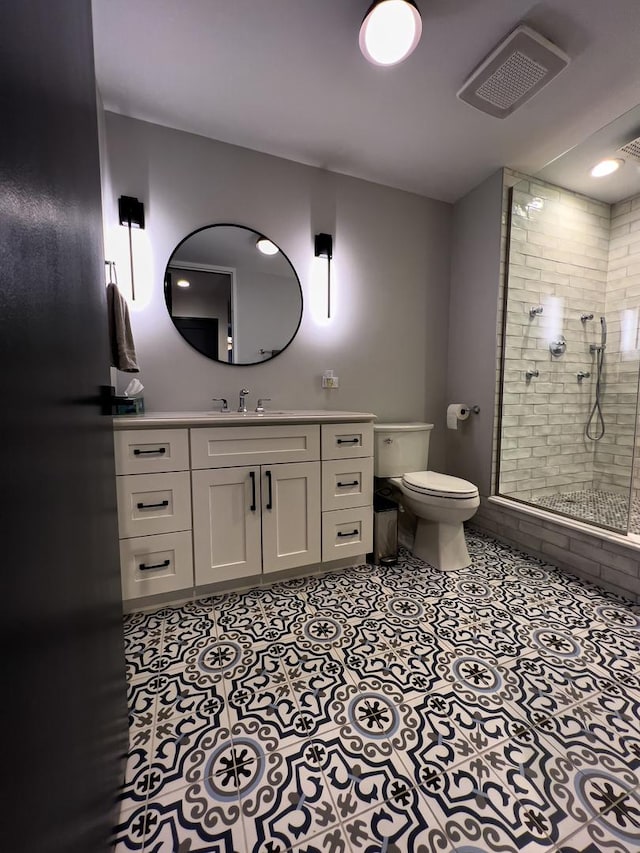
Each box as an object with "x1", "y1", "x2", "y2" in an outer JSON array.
[{"x1": 164, "y1": 224, "x2": 303, "y2": 365}]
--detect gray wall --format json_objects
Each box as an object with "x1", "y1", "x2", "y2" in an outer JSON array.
[
  {"x1": 446, "y1": 170, "x2": 504, "y2": 494},
  {"x1": 103, "y1": 113, "x2": 453, "y2": 468}
]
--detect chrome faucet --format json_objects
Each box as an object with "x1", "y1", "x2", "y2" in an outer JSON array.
[
  {"x1": 238, "y1": 388, "x2": 250, "y2": 413},
  {"x1": 212, "y1": 397, "x2": 228, "y2": 412},
  {"x1": 255, "y1": 398, "x2": 271, "y2": 413}
]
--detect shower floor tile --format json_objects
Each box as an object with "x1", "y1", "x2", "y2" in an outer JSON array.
[
  {"x1": 114, "y1": 532, "x2": 640, "y2": 853},
  {"x1": 532, "y1": 488, "x2": 640, "y2": 534}
]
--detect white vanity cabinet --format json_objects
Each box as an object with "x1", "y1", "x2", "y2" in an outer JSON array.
[
  {"x1": 114, "y1": 413, "x2": 374, "y2": 606},
  {"x1": 192, "y1": 461, "x2": 321, "y2": 584}
]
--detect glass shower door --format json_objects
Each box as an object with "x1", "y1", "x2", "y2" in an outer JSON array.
[{"x1": 498, "y1": 177, "x2": 640, "y2": 534}]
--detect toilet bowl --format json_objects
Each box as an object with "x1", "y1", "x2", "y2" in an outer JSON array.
[{"x1": 374, "y1": 424, "x2": 479, "y2": 571}]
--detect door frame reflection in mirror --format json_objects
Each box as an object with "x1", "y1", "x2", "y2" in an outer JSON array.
[
  {"x1": 164, "y1": 223, "x2": 303, "y2": 366},
  {"x1": 167, "y1": 261, "x2": 236, "y2": 362}
]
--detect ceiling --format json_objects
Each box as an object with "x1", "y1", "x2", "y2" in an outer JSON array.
[{"x1": 92, "y1": 0, "x2": 640, "y2": 203}]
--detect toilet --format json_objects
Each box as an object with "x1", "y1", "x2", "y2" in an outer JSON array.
[{"x1": 374, "y1": 423, "x2": 479, "y2": 571}]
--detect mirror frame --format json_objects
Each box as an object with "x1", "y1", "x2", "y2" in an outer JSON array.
[{"x1": 164, "y1": 223, "x2": 304, "y2": 366}]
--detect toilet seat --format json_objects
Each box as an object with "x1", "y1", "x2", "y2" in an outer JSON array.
[{"x1": 402, "y1": 471, "x2": 479, "y2": 500}]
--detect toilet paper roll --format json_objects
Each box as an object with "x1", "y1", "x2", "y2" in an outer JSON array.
[{"x1": 447, "y1": 403, "x2": 470, "y2": 430}]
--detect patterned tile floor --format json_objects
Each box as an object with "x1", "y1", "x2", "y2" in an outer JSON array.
[
  {"x1": 114, "y1": 530, "x2": 640, "y2": 852},
  {"x1": 531, "y1": 489, "x2": 640, "y2": 535}
]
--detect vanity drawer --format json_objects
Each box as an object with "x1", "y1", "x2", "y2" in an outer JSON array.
[
  {"x1": 120, "y1": 531, "x2": 194, "y2": 601},
  {"x1": 114, "y1": 429, "x2": 189, "y2": 475},
  {"x1": 322, "y1": 506, "x2": 373, "y2": 562},
  {"x1": 321, "y1": 423, "x2": 373, "y2": 460},
  {"x1": 190, "y1": 425, "x2": 320, "y2": 469},
  {"x1": 322, "y1": 458, "x2": 373, "y2": 511},
  {"x1": 116, "y1": 471, "x2": 192, "y2": 538}
]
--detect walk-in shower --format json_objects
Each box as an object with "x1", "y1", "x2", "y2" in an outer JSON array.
[{"x1": 498, "y1": 176, "x2": 640, "y2": 535}]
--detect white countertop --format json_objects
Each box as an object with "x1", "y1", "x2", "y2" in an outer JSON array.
[{"x1": 113, "y1": 410, "x2": 377, "y2": 429}]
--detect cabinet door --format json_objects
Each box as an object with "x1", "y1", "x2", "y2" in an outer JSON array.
[
  {"x1": 321, "y1": 422, "x2": 373, "y2": 460},
  {"x1": 192, "y1": 467, "x2": 262, "y2": 585},
  {"x1": 262, "y1": 461, "x2": 321, "y2": 574},
  {"x1": 120, "y1": 531, "x2": 194, "y2": 601},
  {"x1": 114, "y1": 428, "x2": 189, "y2": 475},
  {"x1": 116, "y1": 471, "x2": 192, "y2": 538},
  {"x1": 321, "y1": 457, "x2": 374, "y2": 511}
]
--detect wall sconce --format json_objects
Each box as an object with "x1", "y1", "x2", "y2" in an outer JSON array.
[
  {"x1": 314, "y1": 232, "x2": 333, "y2": 318},
  {"x1": 118, "y1": 195, "x2": 145, "y2": 300}
]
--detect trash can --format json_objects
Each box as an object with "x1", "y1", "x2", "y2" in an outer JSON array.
[{"x1": 373, "y1": 494, "x2": 398, "y2": 566}]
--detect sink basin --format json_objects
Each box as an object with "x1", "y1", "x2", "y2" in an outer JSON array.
[{"x1": 208, "y1": 410, "x2": 288, "y2": 416}]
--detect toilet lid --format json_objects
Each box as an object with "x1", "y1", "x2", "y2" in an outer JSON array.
[{"x1": 403, "y1": 471, "x2": 479, "y2": 499}]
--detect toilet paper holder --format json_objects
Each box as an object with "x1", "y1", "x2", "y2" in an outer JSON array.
[{"x1": 461, "y1": 405, "x2": 480, "y2": 415}]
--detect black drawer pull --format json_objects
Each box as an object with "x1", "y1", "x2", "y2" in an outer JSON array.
[
  {"x1": 337, "y1": 529, "x2": 359, "y2": 538},
  {"x1": 139, "y1": 559, "x2": 170, "y2": 571},
  {"x1": 265, "y1": 470, "x2": 273, "y2": 510},
  {"x1": 249, "y1": 470, "x2": 256, "y2": 512},
  {"x1": 337, "y1": 438, "x2": 359, "y2": 445},
  {"x1": 133, "y1": 447, "x2": 166, "y2": 455},
  {"x1": 337, "y1": 480, "x2": 359, "y2": 488},
  {"x1": 136, "y1": 500, "x2": 169, "y2": 510}
]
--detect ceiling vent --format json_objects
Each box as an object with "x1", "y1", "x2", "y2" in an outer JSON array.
[
  {"x1": 457, "y1": 25, "x2": 570, "y2": 119},
  {"x1": 617, "y1": 135, "x2": 640, "y2": 163}
]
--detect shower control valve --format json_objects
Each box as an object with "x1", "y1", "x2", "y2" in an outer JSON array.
[
  {"x1": 577, "y1": 371, "x2": 591, "y2": 382},
  {"x1": 525, "y1": 368, "x2": 539, "y2": 380}
]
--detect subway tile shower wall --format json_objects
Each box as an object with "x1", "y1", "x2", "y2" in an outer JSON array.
[
  {"x1": 501, "y1": 179, "x2": 640, "y2": 507},
  {"x1": 502, "y1": 180, "x2": 610, "y2": 502}
]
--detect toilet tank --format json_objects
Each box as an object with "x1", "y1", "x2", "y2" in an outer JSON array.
[{"x1": 374, "y1": 423, "x2": 434, "y2": 477}]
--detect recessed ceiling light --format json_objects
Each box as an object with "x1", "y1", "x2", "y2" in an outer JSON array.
[
  {"x1": 256, "y1": 238, "x2": 279, "y2": 255},
  {"x1": 176, "y1": 279, "x2": 190, "y2": 288},
  {"x1": 590, "y1": 158, "x2": 624, "y2": 178},
  {"x1": 359, "y1": 0, "x2": 422, "y2": 67}
]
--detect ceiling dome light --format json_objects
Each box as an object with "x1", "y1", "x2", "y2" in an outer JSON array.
[
  {"x1": 176, "y1": 279, "x2": 190, "y2": 288},
  {"x1": 590, "y1": 158, "x2": 624, "y2": 178},
  {"x1": 256, "y1": 238, "x2": 279, "y2": 255},
  {"x1": 359, "y1": 0, "x2": 422, "y2": 67}
]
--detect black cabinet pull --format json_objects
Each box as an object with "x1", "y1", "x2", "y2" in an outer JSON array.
[
  {"x1": 136, "y1": 500, "x2": 169, "y2": 510},
  {"x1": 134, "y1": 447, "x2": 166, "y2": 455},
  {"x1": 337, "y1": 529, "x2": 359, "y2": 538},
  {"x1": 249, "y1": 470, "x2": 256, "y2": 512},
  {"x1": 265, "y1": 470, "x2": 273, "y2": 510},
  {"x1": 139, "y1": 559, "x2": 170, "y2": 571},
  {"x1": 337, "y1": 438, "x2": 359, "y2": 445},
  {"x1": 337, "y1": 480, "x2": 359, "y2": 488}
]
